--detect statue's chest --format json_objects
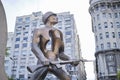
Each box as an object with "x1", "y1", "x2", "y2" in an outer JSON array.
[{"x1": 41, "y1": 30, "x2": 51, "y2": 41}]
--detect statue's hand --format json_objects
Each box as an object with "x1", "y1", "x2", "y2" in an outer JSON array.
[
  {"x1": 71, "y1": 61, "x2": 79, "y2": 66},
  {"x1": 59, "y1": 53, "x2": 70, "y2": 61}
]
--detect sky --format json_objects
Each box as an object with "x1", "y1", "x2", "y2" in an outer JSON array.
[{"x1": 1, "y1": 0, "x2": 95, "y2": 80}]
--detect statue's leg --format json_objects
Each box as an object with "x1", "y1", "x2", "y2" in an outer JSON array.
[
  {"x1": 29, "y1": 66, "x2": 48, "y2": 80},
  {"x1": 50, "y1": 65, "x2": 71, "y2": 80}
]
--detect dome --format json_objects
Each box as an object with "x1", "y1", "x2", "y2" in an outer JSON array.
[
  {"x1": 89, "y1": 0, "x2": 101, "y2": 4},
  {"x1": 89, "y1": 0, "x2": 119, "y2": 4}
]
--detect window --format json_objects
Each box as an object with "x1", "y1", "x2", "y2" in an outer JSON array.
[
  {"x1": 118, "y1": 32, "x2": 120, "y2": 38},
  {"x1": 104, "y1": 22, "x2": 108, "y2": 28},
  {"x1": 65, "y1": 31, "x2": 71, "y2": 35},
  {"x1": 17, "y1": 18, "x2": 23, "y2": 22},
  {"x1": 22, "y1": 43, "x2": 27, "y2": 48},
  {"x1": 112, "y1": 32, "x2": 115, "y2": 38},
  {"x1": 65, "y1": 26, "x2": 71, "y2": 30},
  {"x1": 114, "y1": 13, "x2": 118, "y2": 18},
  {"x1": 94, "y1": 26, "x2": 97, "y2": 32},
  {"x1": 66, "y1": 38, "x2": 71, "y2": 43},
  {"x1": 98, "y1": 24, "x2": 101, "y2": 29},
  {"x1": 113, "y1": 42, "x2": 117, "y2": 48},
  {"x1": 16, "y1": 37, "x2": 20, "y2": 41},
  {"x1": 23, "y1": 37, "x2": 28, "y2": 41},
  {"x1": 32, "y1": 22, "x2": 37, "y2": 27},
  {"x1": 21, "y1": 50, "x2": 27, "y2": 55},
  {"x1": 21, "y1": 58, "x2": 26, "y2": 60},
  {"x1": 29, "y1": 57, "x2": 35, "y2": 59},
  {"x1": 96, "y1": 45, "x2": 99, "y2": 51},
  {"x1": 108, "y1": 13, "x2": 112, "y2": 18},
  {"x1": 16, "y1": 32, "x2": 21, "y2": 36},
  {"x1": 25, "y1": 17, "x2": 30, "y2": 22},
  {"x1": 97, "y1": 14, "x2": 100, "y2": 20},
  {"x1": 106, "y1": 32, "x2": 109, "y2": 38},
  {"x1": 23, "y1": 31, "x2": 28, "y2": 35},
  {"x1": 99, "y1": 33, "x2": 103, "y2": 39},
  {"x1": 117, "y1": 3, "x2": 120, "y2": 8},
  {"x1": 15, "y1": 44, "x2": 19, "y2": 48},
  {"x1": 25, "y1": 25, "x2": 29, "y2": 28},
  {"x1": 94, "y1": 4, "x2": 99, "y2": 11},
  {"x1": 65, "y1": 20, "x2": 71, "y2": 25},
  {"x1": 20, "y1": 66, "x2": 25, "y2": 69},
  {"x1": 103, "y1": 13, "x2": 106, "y2": 18},
  {"x1": 119, "y1": 13, "x2": 120, "y2": 18},
  {"x1": 95, "y1": 36, "x2": 98, "y2": 42},
  {"x1": 101, "y1": 3, "x2": 106, "y2": 10},
  {"x1": 107, "y1": 3, "x2": 111, "y2": 8},
  {"x1": 101, "y1": 43, "x2": 104, "y2": 50},
  {"x1": 17, "y1": 26, "x2": 22, "y2": 29},
  {"x1": 19, "y1": 74, "x2": 24, "y2": 78},
  {"x1": 108, "y1": 66, "x2": 116, "y2": 73},
  {"x1": 107, "y1": 42, "x2": 111, "y2": 49},
  {"x1": 110, "y1": 22, "x2": 113, "y2": 28},
  {"x1": 113, "y1": 3, "x2": 116, "y2": 9},
  {"x1": 116, "y1": 22, "x2": 120, "y2": 28},
  {"x1": 33, "y1": 12, "x2": 40, "y2": 17},
  {"x1": 106, "y1": 54, "x2": 116, "y2": 74},
  {"x1": 58, "y1": 21, "x2": 62, "y2": 26},
  {"x1": 106, "y1": 54, "x2": 115, "y2": 62}
]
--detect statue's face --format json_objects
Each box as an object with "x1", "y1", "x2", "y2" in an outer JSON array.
[{"x1": 47, "y1": 15, "x2": 58, "y2": 25}]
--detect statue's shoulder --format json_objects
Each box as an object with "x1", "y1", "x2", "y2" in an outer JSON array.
[
  {"x1": 34, "y1": 27, "x2": 45, "y2": 31},
  {"x1": 53, "y1": 27, "x2": 61, "y2": 32},
  {"x1": 33, "y1": 27, "x2": 44, "y2": 35}
]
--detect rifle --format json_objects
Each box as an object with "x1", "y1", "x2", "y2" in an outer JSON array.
[{"x1": 27, "y1": 59, "x2": 92, "y2": 73}]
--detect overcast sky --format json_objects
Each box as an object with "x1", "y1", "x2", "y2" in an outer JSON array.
[{"x1": 1, "y1": 0, "x2": 95, "y2": 80}]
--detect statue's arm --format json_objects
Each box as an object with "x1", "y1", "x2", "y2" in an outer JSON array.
[
  {"x1": 31, "y1": 29, "x2": 48, "y2": 62},
  {"x1": 59, "y1": 30, "x2": 70, "y2": 60}
]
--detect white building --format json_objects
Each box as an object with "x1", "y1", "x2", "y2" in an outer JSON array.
[
  {"x1": 4, "y1": 32, "x2": 14, "y2": 78},
  {"x1": 7, "y1": 11, "x2": 86, "y2": 80},
  {"x1": 89, "y1": 0, "x2": 120, "y2": 80}
]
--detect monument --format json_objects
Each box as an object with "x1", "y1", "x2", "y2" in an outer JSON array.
[
  {"x1": 0, "y1": 0, "x2": 8, "y2": 80},
  {"x1": 27, "y1": 11, "x2": 79, "y2": 80}
]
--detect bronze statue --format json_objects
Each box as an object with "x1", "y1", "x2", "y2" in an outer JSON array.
[{"x1": 28, "y1": 11, "x2": 79, "y2": 80}]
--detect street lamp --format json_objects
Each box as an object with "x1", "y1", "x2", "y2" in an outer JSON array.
[{"x1": 10, "y1": 57, "x2": 15, "y2": 79}]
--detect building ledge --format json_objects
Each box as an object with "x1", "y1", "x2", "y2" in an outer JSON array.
[{"x1": 95, "y1": 48, "x2": 120, "y2": 56}]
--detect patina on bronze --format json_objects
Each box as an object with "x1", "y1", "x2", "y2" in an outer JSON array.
[{"x1": 28, "y1": 11, "x2": 79, "y2": 80}]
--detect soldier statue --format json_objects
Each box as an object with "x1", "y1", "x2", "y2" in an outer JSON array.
[{"x1": 28, "y1": 11, "x2": 79, "y2": 80}]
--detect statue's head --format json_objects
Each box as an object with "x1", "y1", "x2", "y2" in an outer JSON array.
[{"x1": 42, "y1": 11, "x2": 58, "y2": 25}]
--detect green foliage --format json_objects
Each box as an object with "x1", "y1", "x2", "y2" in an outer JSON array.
[
  {"x1": 8, "y1": 77, "x2": 14, "y2": 80},
  {"x1": 5, "y1": 48, "x2": 9, "y2": 56},
  {"x1": 117, "y1": 71, "x2": 120, "y2": 80}
]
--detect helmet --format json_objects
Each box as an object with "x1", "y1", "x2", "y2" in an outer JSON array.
[{"x1": 42, "y1": 11, "x2": 57, "y2": 24}]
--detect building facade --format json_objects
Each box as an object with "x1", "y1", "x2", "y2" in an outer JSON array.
[
  {"x1": 89, "y1": 0, "x2": 120, "y2": 80},
  {"x1": 5, "y1": 11, "x2": 86, "y2": 80},
  {"x1": 4, "y1": 32, "x2": 14, "y2": 78}
]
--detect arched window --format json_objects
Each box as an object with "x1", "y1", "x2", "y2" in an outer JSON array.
[
  {"x1": 99, "y1": 33, "x2": 103, "y2": 39},
  {"x1": 101, "y1": 43, "x2": 104, "y2": 50},
  {"x1": 104, "y1": 22, "x2": 108, "y2": 28}
]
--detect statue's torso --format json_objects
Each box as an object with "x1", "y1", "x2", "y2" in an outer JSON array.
[{"x1": 38, "y1": 27, "x2": 62, "y2": 61}]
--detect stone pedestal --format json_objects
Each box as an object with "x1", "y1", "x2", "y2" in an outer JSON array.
[{"x1": 0, "y1": 0, "x2": 8, "y2": 80}]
